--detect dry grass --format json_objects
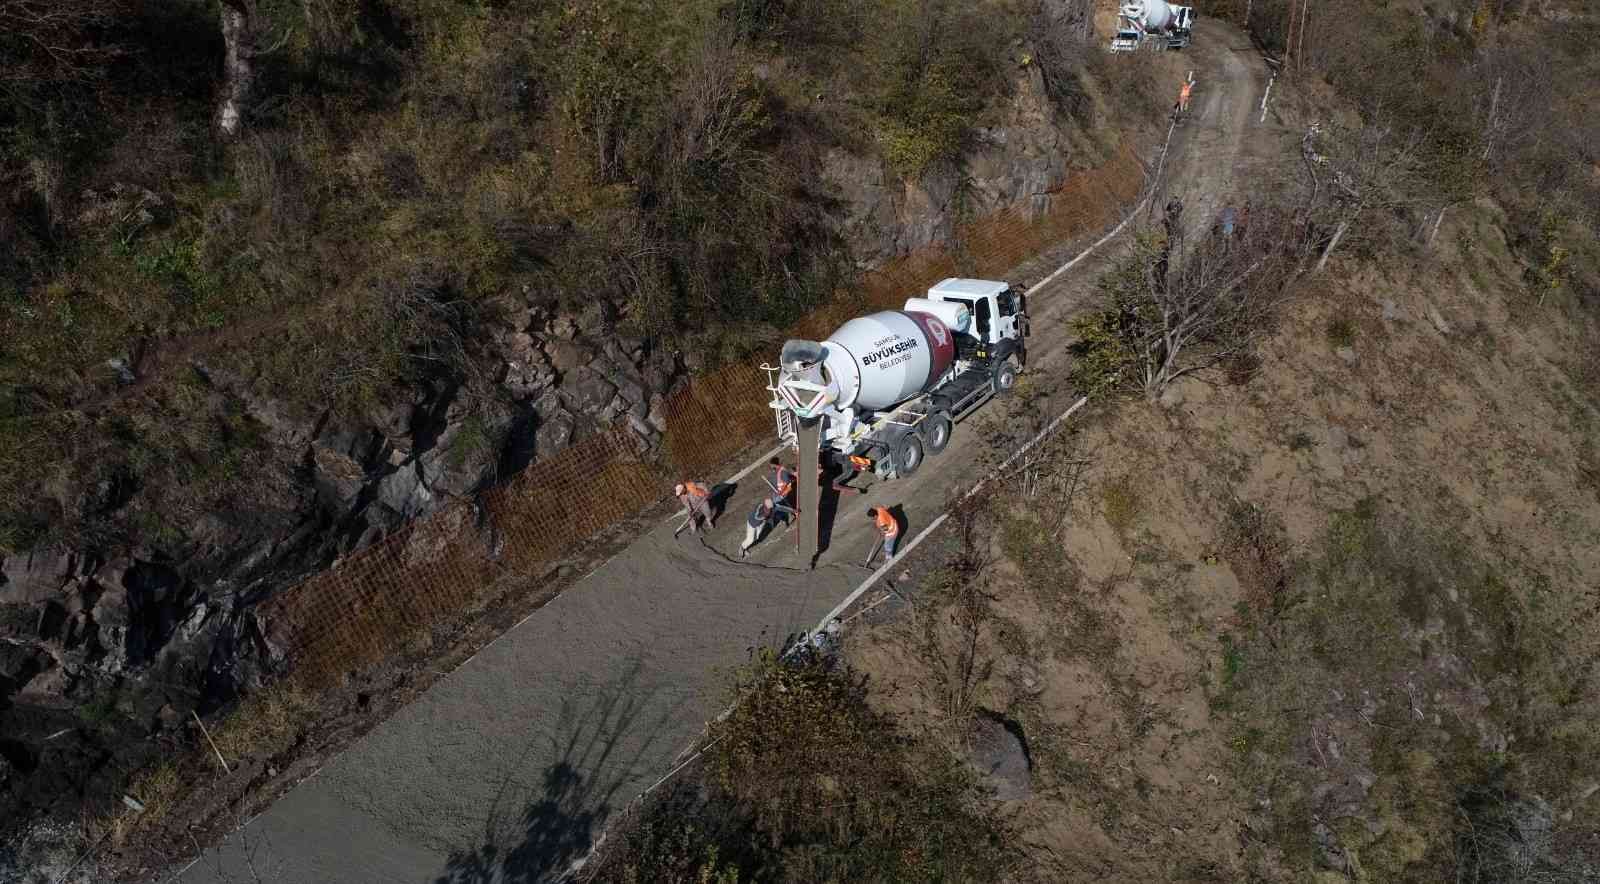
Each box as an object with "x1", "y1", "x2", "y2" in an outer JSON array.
[
  {"x1": 97, "y1": 761, "x2": 183, "y2": 848},
  {"x1": 211, "y1": 685, "x2": 318, "y2": 763},
  {"x1": 1100, "y1": 473, "x2": 1143, "y2": 537}
]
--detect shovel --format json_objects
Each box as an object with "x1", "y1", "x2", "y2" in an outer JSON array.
[{"x1": 863, "y1": 536, "x2": 883, "y2": 569}]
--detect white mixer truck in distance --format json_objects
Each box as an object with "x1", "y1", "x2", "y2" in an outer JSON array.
[
  {"x1": 764, "y1": 278, "x2": 1028, "y2": 481},
  {"x1": 1113, "y1": 1, "x2": 1195, "y2": 51}
]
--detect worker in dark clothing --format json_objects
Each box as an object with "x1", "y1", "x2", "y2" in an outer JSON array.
[
  {"x1": 740, "y1": 499, "x2": 778, "y2": 558},
  {"x1": 865, "y1": 506, "x2": 900, "y2": 566}
]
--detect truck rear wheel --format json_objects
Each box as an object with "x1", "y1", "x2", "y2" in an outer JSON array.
[
  {"x1": 893, "y1": 433, "x2": 924, "y2": 478},
  {"x1": 923, "y1": 412, "x2": 952, "y2": 456},
  {"x1": 992, "y1": 355, "x2": 1020, "y2": 398}
]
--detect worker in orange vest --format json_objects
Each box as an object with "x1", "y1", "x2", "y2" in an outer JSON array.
[
  {"x1": 1178, "y1": 80, "x2": 1193, "y2": 113},
  {"x1": 674, "y1": 480, "x2": 713, "y2": 534},
  {"x1": 769, "y1": 457, "x2": 796, "y2": 507},
  {"x1": 866, "y1": 506, "x2": 900, "y2": 566}
]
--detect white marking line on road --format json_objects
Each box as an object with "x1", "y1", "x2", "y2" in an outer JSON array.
[
  {"x1": 811, "y1": 395, "x2": 1088, "y2": 634},
  {"x1": 1024, "y1": 197, "x2": 1150, "y2": 298},
  {"x1": 727, "y1": 444, "x2": 789, "y2": 484}
]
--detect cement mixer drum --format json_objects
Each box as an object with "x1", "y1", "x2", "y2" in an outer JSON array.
[
  {"x1": 1122, "y1": 0, "x2": 1173, "y2": 30},
  {"x1": 823, "y1": 310, "x2": 956, "y2": 412}
]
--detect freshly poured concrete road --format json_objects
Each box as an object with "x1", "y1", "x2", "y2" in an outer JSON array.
[{"x1": 178, "y1": 20, "x2": 1262, "y2": 883}]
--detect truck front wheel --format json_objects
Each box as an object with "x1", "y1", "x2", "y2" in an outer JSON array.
[
  {"x1": 992, "y1": 355, "x2": 1020, "y2": 397},
  {"x1": 893, "y1": 434, "x2": 924, "y2": 478}
]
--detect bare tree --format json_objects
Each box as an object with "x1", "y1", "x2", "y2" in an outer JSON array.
[
  {"x1": 1300, "y1": 117, "x2": 1427, "y2": 271},
  {"x1": 1470, "y1": 45, "x2": 1552, "y2": 168},
  {"x1": 0, "y1": 0, "x2": 123, "y2": 90},
  {"x1": 1088, "y1": 201, "x2": 1295, "y2": 399}
]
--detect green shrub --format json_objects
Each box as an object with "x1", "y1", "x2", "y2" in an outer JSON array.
[{"x1": 590, "y1": 653, "x2": 1013, "y2": 883}]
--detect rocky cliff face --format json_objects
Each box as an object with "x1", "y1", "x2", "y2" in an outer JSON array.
[
  {"x1": 0, "y1": 64, "x2": 1085, "y2": 829},
  {"x1": 826, "y1": 66, "x2": 1077, "y2": 266}
]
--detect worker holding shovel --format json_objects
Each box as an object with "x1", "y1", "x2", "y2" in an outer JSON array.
[
  {"x1": 864, "y1": 506, "x2": 900, "y2": 567},
  {"x1": 739, "y1": 497, "x2": 794, "y2": 558},
  {"x1": 769, "y1": 457, "x2": 796, "y2": 506},
  {"x1": 674, "y1": 480, "x2": 714, "y2": 535}
]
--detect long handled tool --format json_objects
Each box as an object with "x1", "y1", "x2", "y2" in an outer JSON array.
[{"x1": 863, "y1": 535, "x2": 883, "y2": 569}]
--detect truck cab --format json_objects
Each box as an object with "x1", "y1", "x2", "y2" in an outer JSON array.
[
  {"x1": 1168, "y1": 6, "x2": 1194, "y2": 48},
  {"x1": 923, "y1": 278, "x2": 1027, "y2": 351}
]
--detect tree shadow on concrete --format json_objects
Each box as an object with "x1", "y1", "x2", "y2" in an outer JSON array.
[{"x1": 433, "y1": 658, "x2": 675, "y2": 884}]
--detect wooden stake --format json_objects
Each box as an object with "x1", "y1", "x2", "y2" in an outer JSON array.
[{"x1": 192, "y1": 710, "x2": 231, "y2": 774}]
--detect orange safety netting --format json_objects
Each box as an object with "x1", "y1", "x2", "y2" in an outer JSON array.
[{"x1": 263, "y1": 144, "x2": 1144, "y2": 688}]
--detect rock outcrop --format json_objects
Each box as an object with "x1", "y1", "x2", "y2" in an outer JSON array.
[
  {"x1": 825, "y1": 66, "x2": 1075, "y2": 267},
  {"x1": 966, "y1": 710, "x2": 1033, "y2": 801}
]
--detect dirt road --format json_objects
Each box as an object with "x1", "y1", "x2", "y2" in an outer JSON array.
[{"x1": 177, "y1": 20, "x2": 1265, "y2": 884}]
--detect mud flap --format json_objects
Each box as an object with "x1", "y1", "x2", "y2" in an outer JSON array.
[{"x1": 797, "y1": 418, "x2": 821, "y2": 568}]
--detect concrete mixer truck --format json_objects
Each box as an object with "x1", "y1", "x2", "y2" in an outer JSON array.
[
  {"x1": 1112, "y1": 0, "x2": 1195, "y2": 51},
  {"x1": 763, "y1": 278, "x2": 1028, "y2": 482}
]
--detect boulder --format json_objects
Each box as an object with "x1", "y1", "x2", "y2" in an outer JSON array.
[
  {"x1": 641, "y1": 348, "x2": 676, "y2": 393},
  {"x1": 500, "y1": 362, "x2": 547, "y2": 404},
  {"x1": 596, "y1": 394, "x2": 627, "y2": 426},
  {"x1": 611, "y1": 373, "x2": 648, "y2": 408},
  {"x1": 311, "y1": 442, "x2": 367, "y2": 514},
  {"x1": 548, "y1": 315, "x2": 578, "y2": 340},
  {"x1": 536, "y1": 410, "x2": 576, "y2": 455},
  {"x1": 547, "y1": 340, "x2": 587, "y2": 374},
  {"x1": 377, "y1": 464, "x2": 433, "y2": 517},
  {"x1": 562, "y1": 367, "x2": 618, "y2": 415},
  {"x1": 401, "y1": 504, "x2": 470, "y2": 571},
  {"x1": 419, "y1": 445, "x2": 485, "y2": 498},
  {"x1": 1, "y1": 550, "x2": 79, "y2": 605},
  {"x1": 575, "y1": 301, "x2": 613, "y2": 338},
  {"x1": 627, "y1": 413, "x2": 658, "y2": 444},
  {"x1": 966, "y1": 711, "x2": 1032, "y2": 801},
  {"x1": 647, "y1": 394, "x2": 669, "y2": 433},
  {"x1": 503, "y1": 352, "x2": 556, "y2": 400}
]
